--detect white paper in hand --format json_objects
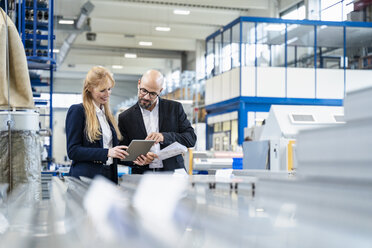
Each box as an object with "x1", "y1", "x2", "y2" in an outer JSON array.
[{"x1": 157, "y1": 142, "x2": 187, "y2": 161}]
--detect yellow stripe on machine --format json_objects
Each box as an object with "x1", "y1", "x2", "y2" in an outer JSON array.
[
  {"x1": 287, "y1": 140, "x2": 296, "y2": 171},
  {"x1": 188, "y1": 148, "x2": 193, "y2": 175}
]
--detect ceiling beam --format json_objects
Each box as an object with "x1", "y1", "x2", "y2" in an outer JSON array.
[
  {"x1": 61, "y1": 32, "x2": 197, "y2": 51},
  {"x1": 91, "y1": 0, "x2": 269, "y2": 11}
]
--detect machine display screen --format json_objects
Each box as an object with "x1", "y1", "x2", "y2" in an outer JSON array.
[{"x1": 291, "y1": 114, "x2": 315, "y2": 122}]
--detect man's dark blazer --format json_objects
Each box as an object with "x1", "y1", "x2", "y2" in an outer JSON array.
[
  {"x1": 65, "y1": 103, "x2": 118, "y2": 183},
  {"x1": 118, "y1": 98, "x2": 196, "y2": 174}
]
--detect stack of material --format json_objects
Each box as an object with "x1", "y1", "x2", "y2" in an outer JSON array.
[
  {"x1": 253, "y1": 87, "x2": 372, "y2": 248},
  {"x1": 296, "y1": 86, "x2": 372, "y2": 179},
  {"x1": 0, "y1": 130, "x2": 41, "y2": 190}
]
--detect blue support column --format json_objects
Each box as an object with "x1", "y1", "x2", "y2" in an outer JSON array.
[
  {"x1": 238, "y1": 101, "x2": 247, "y2": 145},
  {"x1": 22, "y1": 0, "x2": 25, "y2": 45},
  {"x1": 205, "y1": 115, "x2": 208, "y2": 150},
  {"x1": 32, "y1": 0, "x2": 37, "y2": 56},
  {"x1": 285, "y1": 23, "x2": 288, "y2": 98},
  {"x1": 314, "y1": 25, "x2": 318, "y2": 98},
  {"x1": 48, "y1": 69, "x2": 53, "y2": 167},
  {"x1": 239, "y1": 20, "x2": 242, "y2": 96},
  {"x1": 343, "y1": 25, "x2": 346, "y2": 98}
]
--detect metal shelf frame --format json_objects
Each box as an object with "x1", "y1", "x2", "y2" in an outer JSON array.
[{"x1": 16, "y1": 0, "x2": 55, "y2": 166}]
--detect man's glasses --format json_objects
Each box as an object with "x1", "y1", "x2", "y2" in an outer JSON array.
[{"x1": 139, "y1": 88, "x2": 159, "y2": 98}]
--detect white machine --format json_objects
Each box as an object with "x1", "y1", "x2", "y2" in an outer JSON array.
[{"x1": 256, "y1": 105, "x2": 344, "y2": 171}]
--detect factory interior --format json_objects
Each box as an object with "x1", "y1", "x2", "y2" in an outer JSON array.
[{"x1": 1, "y1": 0, "x2": 372, "y2": 247}]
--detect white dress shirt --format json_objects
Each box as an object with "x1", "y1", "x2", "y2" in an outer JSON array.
[
  {"x1": 94, "y1": 102, "x2": 113, "y2": 165},
  {"x1": 140, "y1": 99, "x2": 163, "y2": 168}
]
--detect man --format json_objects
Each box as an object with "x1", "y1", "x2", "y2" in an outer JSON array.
[{"x1": 118, "y1": 70, "x2": 197, "y2": 174}]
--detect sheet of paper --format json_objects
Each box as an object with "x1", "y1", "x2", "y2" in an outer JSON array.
[{"x1": 157, "y1": 142, "x2": 188, "y2": 161}]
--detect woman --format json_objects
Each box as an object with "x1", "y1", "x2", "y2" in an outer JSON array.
[{"x1": 65, "y1": 66, "x2": 128, "y2": 184}]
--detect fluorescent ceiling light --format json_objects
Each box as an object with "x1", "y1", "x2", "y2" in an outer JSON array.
[
  {"x1": 124, "y1": 53, "x2": 137, "y2": 58},
  {"x1": 139, "y1": 41, "x2": 152, "y2": 46},
  {"x1": 173, "y1": 9, "x2": 190, "y2": 15},
  {"x1": 320, "y1": 25, "x2": 328, "y2": 29},
  {"x1": 266, "y1": 24, "x2": 285, "y2": 31},
  {"x1": 58, "y1": 19, "x2": 74, "y2": 25},
  {"x1": 112, "y1": 65, "x2": 123, "y2": 69},
  {"x1": 155, "y1": 26, "x2": 171, "y2": 32},
  {"x1": 287, "y1": 37, "x2": 298, "y2": 44},
  {"x1": 53, "y1": 49, "x2": 60, "y2": 53}
]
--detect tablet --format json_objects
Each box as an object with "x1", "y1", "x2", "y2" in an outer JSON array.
[{"x1": 122, "y1": 140, "x2": 156, "y2": 161}]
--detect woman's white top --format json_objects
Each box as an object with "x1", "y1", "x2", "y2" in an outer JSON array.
[{"x1": 94, "y1": 102, "x2": 113, "y2": 165}]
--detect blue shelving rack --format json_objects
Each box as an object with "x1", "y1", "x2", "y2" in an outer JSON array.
[{"x1": 16, "y1": 0, "x2": 56, "y2": 167}]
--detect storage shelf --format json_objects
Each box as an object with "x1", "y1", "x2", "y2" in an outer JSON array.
[
  {"x1": 34, "y1": 100, "x2": 48, "y2": 105},
  {"x1": 25, "y1": 7, "x2": 49, "y2": 11},
  {"x1": 17, "y1": 0, "x2": 55, "y2": 167},
  {"x1": 25, "y1": 34, "x2": 55, "y2": 40},
  {"x1": 25, "y1": 20, "x2": 49, "y2": 27}
]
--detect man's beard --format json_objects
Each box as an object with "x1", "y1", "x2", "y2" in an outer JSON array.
[{"x1": 138, "y1": 97, "x2": 152, "y2": 109}]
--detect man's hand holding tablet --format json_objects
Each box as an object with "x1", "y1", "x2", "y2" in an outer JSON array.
[{"x1": 121, "y1": 140, "x2": 156, "y2": 162}]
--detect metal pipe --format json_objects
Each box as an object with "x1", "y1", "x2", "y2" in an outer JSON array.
[{"x1": 4, "y1": 0, "x2": 13, "y2": 193}]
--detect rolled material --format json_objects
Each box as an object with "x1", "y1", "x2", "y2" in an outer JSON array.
[
  {"x1": 0, "y1": 130, "x2": 41, "y2": 190},
  {"x1": 0, "y1": 8, "x2": 34, "y2": 109}
]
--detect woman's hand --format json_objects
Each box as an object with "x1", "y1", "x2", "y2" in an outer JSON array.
[
  {"x1": 133, "y1": 152, "x2": 158, "y2": 166},
  {"x1": 108, "y1": 145, "x2": 129, "y2": 160}
]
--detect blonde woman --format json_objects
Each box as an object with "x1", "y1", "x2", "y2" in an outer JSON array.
[{"x1": 65, "y1": 66, "x2": 128, "y2": 183}]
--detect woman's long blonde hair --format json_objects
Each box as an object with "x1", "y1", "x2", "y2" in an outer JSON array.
[{"x1": 82, "y1": 66, "x2": 122, "y2": 142}]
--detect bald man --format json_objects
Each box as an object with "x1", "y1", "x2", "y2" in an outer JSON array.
[{"x1": 118, "y1": 70, "x2": 197, "y2": 174}]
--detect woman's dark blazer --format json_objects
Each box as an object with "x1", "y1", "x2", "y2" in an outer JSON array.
[{"x1": 65, "y1": 103, "x2": 118, "y2": 184}]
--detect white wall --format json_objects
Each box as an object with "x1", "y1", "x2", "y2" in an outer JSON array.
[
  {"x1": 242, "y1": 66, "x2": 287, "y2": 97},
  {"x1": 205, "y1": 77, "x2": 213, "y2": 105},
  {"x1": 346, "y1": 69, "x2": 372, "y2": 92},
  {"x1": 316, "y1": 69, "x2": 344, "y2": 99},
  {"x1": 257, "y1": 67, "x2": 286, "y2": 97},
  {"x1": 287, "y1": 67, "x2": 315, "y2": 98},
  {"x1": 206, "y1": 66, "x2": 372, "y2": 106},
  {"x1": 205, "y1": 67, "x2": 240, "y2": 105},
  {"x1": 239, "y1": 66, "x2": 365, "y2": 100},
  {"x1": 241, "y1": 66, "x2": 255, "y2": 96}
]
